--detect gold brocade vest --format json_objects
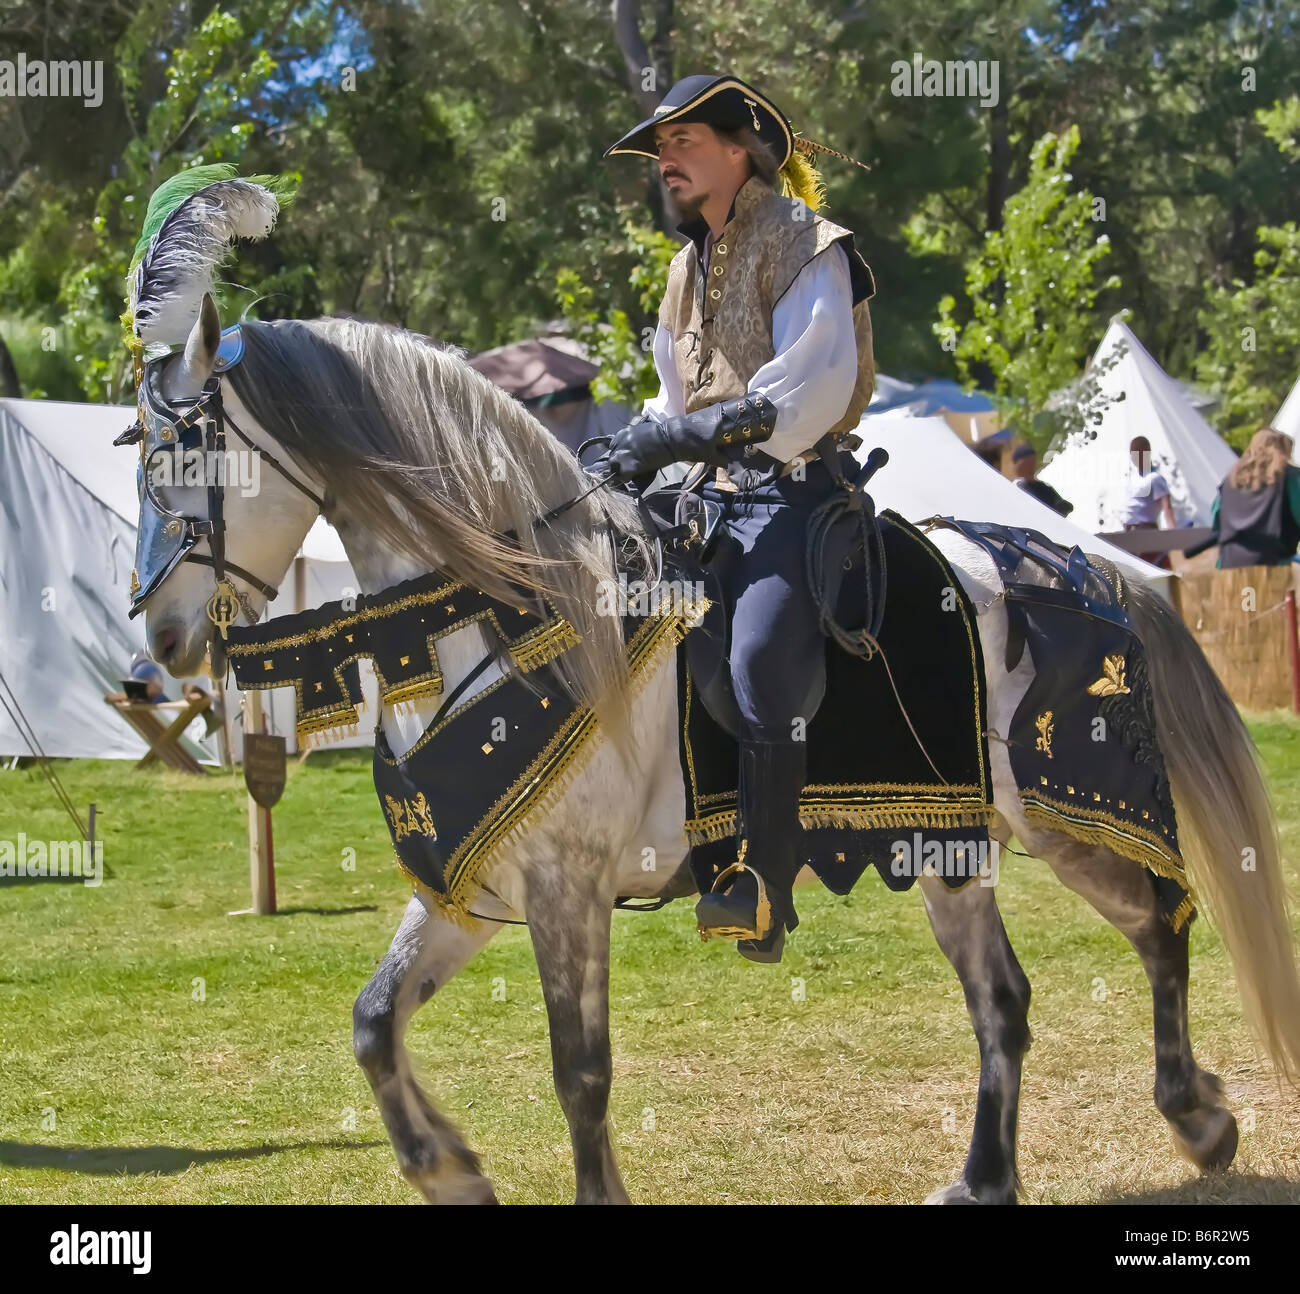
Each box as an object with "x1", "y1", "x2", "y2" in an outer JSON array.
[{"x1": 658, "y1": 175, "x2": 877, "y2": 458}]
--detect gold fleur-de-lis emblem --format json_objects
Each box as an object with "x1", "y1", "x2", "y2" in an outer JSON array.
[
  {"x1": 1035, "y1": 710, "x2": 1054, "y2": 759},
  {"x1": 1086, "y1": 653, "x2": 1131, "y2": 697}
]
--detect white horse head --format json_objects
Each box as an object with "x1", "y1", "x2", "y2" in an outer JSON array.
[{"x1": 137, "y1": 293, "x2": 323, "y2": 677}]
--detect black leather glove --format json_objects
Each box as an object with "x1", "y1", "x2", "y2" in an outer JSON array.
[{"x1": 596, "y1": 394, "x2": 779, "y2": 481}]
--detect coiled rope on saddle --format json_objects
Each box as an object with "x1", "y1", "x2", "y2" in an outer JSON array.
[{"x1": 805, "y1": 445, "x2": 890, "y2": 659}]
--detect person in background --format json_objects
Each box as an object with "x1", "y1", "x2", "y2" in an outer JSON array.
[
  {"x1": 107, "y1": 654, "x2": 168, "y2": 706},
  {"x1": 972, "y1": 438, "x2": 1005, "y2": 475},
  {"x1": 1011, "y1": 443, "x2": 1073, "y2": 516},
  {"x1": 1118, "y1": 435, "x2": 1175, "y2": 568},
  {"x1": 1186, "y1": 427, "x2": 1300, "y2": 569},
  {"x1": 128, "y1": 656, "x2": 168, "y2": 704}
]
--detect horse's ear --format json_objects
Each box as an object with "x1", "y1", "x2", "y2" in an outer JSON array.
[{"x1": 172, "y1": 293, "x2": 221, "y2": 396}]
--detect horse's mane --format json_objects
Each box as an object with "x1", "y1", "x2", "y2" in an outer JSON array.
[{"x1": 227, "y1": 316, "x2": 651, "y2": 748}]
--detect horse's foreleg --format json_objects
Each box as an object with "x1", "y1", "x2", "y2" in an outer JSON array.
[
  {"x1": 353, "y1": 894, "x2": 500, "y2": 1203},
  {"x1": 527, "y1": 865, "x2": 629, "y2": 1205},
  {"x1": 919, "y1": 872, "x2": 1032, "y2": 1205},
  {"x1": 1036, "y1": 836, "x2": 1238, "y2": 1173}
]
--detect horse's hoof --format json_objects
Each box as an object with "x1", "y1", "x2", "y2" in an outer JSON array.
[
  {"x1": 925, "y1": 1178, "x2": 1016, "y2": 1204},
  {"x1": 1172, "y1": 1105, "x2": 1238, "y2": 1174},
  {"x1": 412, "y1": 1171, "x2": 499, "y2": 1205}
]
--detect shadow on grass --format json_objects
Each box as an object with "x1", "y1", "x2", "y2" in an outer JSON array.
[
  {"x1": 0, "y1": 871, "x2": 114, "y2": 889},
  {"x1": 0, "y1": 1138, "x2": 385, "y2": 1176},
  {"x1": 272, "y1": 905, "x2": 378, "y2": 917},
  {"x1": 1100, "y1": 1173, "x2": 1300, "y2": 1205}
]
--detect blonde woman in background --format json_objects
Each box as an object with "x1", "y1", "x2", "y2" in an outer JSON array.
[{"x1": 1188, "y1": 427, "x2": 1300, "y2": 569}]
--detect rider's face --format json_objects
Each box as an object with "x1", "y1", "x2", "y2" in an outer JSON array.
[{"x1": 654, "y1": 123, "x2": 744, "y2": 217}]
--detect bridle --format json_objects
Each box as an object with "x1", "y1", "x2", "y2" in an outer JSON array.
[{"x1": 117, "y1": 324, "x2": 327, "y2": 672}]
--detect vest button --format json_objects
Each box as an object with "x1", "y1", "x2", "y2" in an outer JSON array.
[
  {"x1": 712, "y1": 265, "x2": 724, "y2": 276},
  {"x1": 710, "y1": 288, "x2": 721, "y2": 300},
  {"x1": 716, "y1": 243, "x2": 727, "y2": 254}
]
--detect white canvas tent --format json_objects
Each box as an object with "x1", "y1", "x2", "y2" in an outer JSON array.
[
  {"x1": 0, "y1": 398, "x2": 364, "y2": 762},
  {"x1": 855, "y1": 413, "x2": 1172, "y2": 584},
  {"x1": 1274, "y1": 373, "x2": 1300, "y2": 448},
  {"x1": 1039, "y1": 319, "x2": 1237, "y2": 532},
  {"x1": 0, "y1": 398, "x2": 216, "y2": 761}
]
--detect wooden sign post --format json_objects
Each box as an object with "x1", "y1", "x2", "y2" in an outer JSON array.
[{"x1": 239, "y1": 692, "x2": 285, "y2": 915}]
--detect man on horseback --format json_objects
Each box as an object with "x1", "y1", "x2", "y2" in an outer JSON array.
[{"x1": 596, "y1": 74, "x2": 877, "y2": 961}]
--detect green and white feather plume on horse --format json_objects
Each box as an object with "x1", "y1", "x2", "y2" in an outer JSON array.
[{"x1": 123, "y1": 165, "x2": 293, "y2": 365}]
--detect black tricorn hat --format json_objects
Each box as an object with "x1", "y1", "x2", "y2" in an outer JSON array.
[{"x1": 604, "y1": 74, "x2": 795, "y2": 168}]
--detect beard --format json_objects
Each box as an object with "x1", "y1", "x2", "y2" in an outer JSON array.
[{"x1": 675, "y1": 188, "x2": 707, "y2": 219}]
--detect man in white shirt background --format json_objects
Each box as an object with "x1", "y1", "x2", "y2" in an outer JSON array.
[
  {"x1": 594, "y1": 74, "x2": 876, "y2": 961},
  {"x1": 1117, "y1": 434, "x2": 1176, "y2": 568}
]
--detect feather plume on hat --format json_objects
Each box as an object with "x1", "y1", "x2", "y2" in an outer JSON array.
[{"x1": 780, "y1": 135, "x2": 871, "y2": 213}]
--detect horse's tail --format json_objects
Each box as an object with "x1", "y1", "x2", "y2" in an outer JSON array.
[{"x1": 1128, "y1": 576, "x2": 1300, "y2": 1084}]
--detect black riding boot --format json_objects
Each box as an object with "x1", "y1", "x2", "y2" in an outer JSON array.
[{"x1": 695, "y1": 738, "x2": 807, "y2": 963}]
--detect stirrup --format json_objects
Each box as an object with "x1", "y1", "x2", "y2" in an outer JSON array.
[{"x1": 696, "y1": 860, "x2": 774, "y2": 942}]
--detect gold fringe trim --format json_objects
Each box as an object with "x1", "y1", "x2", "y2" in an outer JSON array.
[
  {"x1": 296, "y1": 707, "x2": 360, "y2": 743},
  {"x1": 395, "y1": 857, "x2": 483, "y2": 930},
  {"x1": 431, "y1": 604, "x2": 705, "y2": 917},
  {"x1": 509, "y1": 617, "x2": 582, "y2": 673},
  {"x1": 1169, "y1": 892, "x2": 1197, "y2": 934},
  {"x1": 685, "y1": 803, "x2": 998, "y2": 847},
  {"x1": 1020, "y1": 799, "x2": 1199, "y2": 917},
  {"x1": 382, "y1": 677, "x2": 444, "y2": 709}
]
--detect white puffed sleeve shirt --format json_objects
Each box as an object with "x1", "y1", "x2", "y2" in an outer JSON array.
[{"x1": 640, "y1": 239, "x2": 859, "y2": 465}]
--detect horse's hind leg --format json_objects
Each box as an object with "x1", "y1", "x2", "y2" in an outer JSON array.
[
  {"x1": 919, "y1": 872, "x2": 1032, "y2": 1205},
  {"x1": 527, "y1": 863, "x2": 629, "y2": 1205},
  {"x1": 1035, "y1": 835, "x2": 1238, "y2": 1173},
  {"x1": 353, "y1": 894, "x2": 501, "y2": 1203}
]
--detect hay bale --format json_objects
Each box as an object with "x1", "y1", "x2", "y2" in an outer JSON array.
[{"x1": 1173, "y1": 551, "x2": 1299, "y2": 710}]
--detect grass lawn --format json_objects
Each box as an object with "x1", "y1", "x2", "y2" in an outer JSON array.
[{"x1": 2, "y1": 714, "x2": 1299, "y2": 1205}]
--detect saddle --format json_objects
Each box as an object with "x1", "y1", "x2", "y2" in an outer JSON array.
[{"x1": 636, "y1": 439, "x2": 891, "y2": 738}]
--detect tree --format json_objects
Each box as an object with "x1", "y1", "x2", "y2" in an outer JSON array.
[
  {"x1": 935, "y1": 125, "x2": 1120, "y2": 452},
  {"x1": 1194, "y1": 97, "x2": 1300, "y2": 448},
  {"x1": 553, "y1": 221, "x2": 677, "y2": 406}
]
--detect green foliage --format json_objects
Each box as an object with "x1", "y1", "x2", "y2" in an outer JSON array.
[
  {"x1": 0, "y1": 315, "x2": 84, "y2": 400},
  {"x1": 553, "y1": 224, "x2": 678, "y2": 407},
  {"x1": 935, "y1": 126, "x2": 1120, "y2": 453},
  {"x1": 2, "y1": 1, "x2": 1300, "y2": 412},
  {"x1": 1194, "y1": 99, "x2": 1300, "y2": 450}
]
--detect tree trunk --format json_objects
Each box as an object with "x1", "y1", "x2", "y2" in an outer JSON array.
[
  {"x1": 0, "y1": 331, "x2": 22, "y2": 398},
  {"x1": 610, "y1": 0, "x2": 681, "y2": 234},
  {"x1": 986, "y1": 96, "x2": 1011, "y2": 234}
]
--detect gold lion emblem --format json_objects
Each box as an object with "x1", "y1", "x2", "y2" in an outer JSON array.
[
  {"x1": 410, "y1": 792, "x2": 437, "y2": 839},
  {"x1": 384, "y1": 794, "x2": 409, "y2": 841},
  {"x1": 1087, "y1": 653, "x2": 1131, "y2": 697},
  {"x1": 1035, "y1": 710, "x2": 1054, "y2": 759}
]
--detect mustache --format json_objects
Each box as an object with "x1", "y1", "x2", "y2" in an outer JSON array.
[{"x1": 661, "y1": 168, "x2": 688, "y2": 181}]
